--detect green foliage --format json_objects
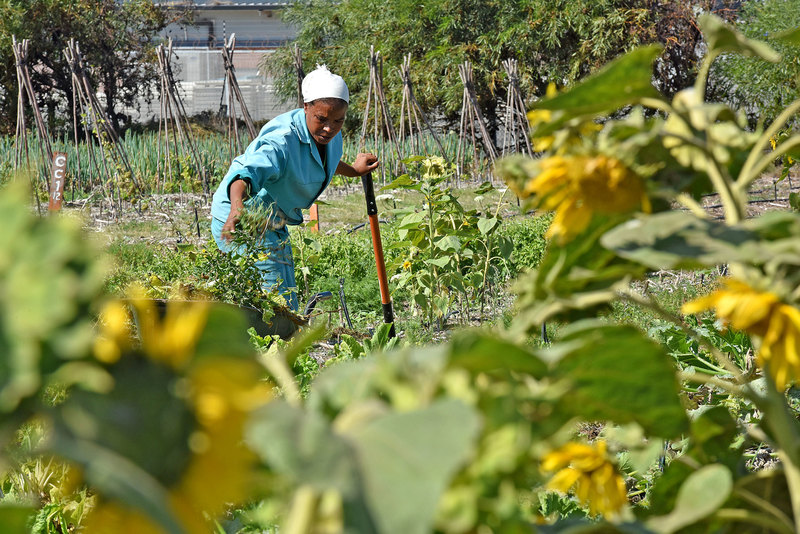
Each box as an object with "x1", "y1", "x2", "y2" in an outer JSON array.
[
  {"x1": 710, "y1": 0, "x2": 800, "y2": 124},
  {"x1": 0, "y1": 0, "x2": 170, "y2": 134},
  {"x1": 386, "y1": 157, "x2": 513, "y2": 326},
  {"x1": 496, "y1": 213, "x2": 550, "y2": 277},
  {"x1": 264, "y1": 0, "x2": 657, "y2": 131},
  {"x1": 0, "y1": 179, "x2": 107, "y2": 436},
  {"x1": 495, "y1": 13, "x2": 800, "y2": 531}
]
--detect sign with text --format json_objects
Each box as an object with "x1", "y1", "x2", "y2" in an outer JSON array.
[{"x1": 49, "y1": 152, "x2": 67, "y2": 211}]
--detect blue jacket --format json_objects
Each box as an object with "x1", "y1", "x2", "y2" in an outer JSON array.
[{"x1": 211, "y1": 108, "x2": 343, "y2": 225}]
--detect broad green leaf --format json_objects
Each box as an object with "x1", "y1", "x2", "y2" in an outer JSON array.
[
  {"x1": 646, "y1": 464, "x2": 733, "y2": 533},
  {"x1": 791, "y1": 192, "x2": 800, "y2": 212},
  {"x1": 699, "y1": 13, "x2": 780, "y2": 62},
  {"x1": 426, "y1": 256, "x2": 452, "y2": 268},
  {"x1": 381, "y1": 174, "x2": 418, "y2": 191},
  {"x1": 448, "y1": 330, "x2": 547, "y2": 378},
  {"x1": 547, "y1": 322, "x2": 689, "y2": 438},
  {"x1": 603, "y1": 211, "x2": 800, "y2": 273},
  {"x1": 350, "y1": 399, "x2": 480, "y2": 534},
  {"x1": 601, "y1": 212, "x2": 757, "y2": 270},
  {"x1": 536, "y1": 45, "x2": 662, "y2": 118},
  {"x1": 436, "y1": 235, "x2": 462, "y2": 252},
  {"x1": 474, "y1": 181, "x2": 495, "y2": 195},
  {"x1": 0, "y1": 180, "x2": 108, "y2": 414},
  {"x1": 248, "y1": 397, "x2": 479, "y2": 534},
  {"x1": 477, "y1": 217, "x2": 498, "y2": 235},
  {"x1": 0, "y1": 506, "x2": 35, "y2": 534},
  {"x1": 48, "y1": 435, "x2": 184, "y2": 534},
  {"x1": 49, "y1": 357, "x2": 194, "y2": 492},
  {"x1": 776, "y1": 26, "x2": 800, "y2": 46},
  {"x1": 687, "y1": 406, "x2": 741, "y2": 471},
  {"x1": 245, "y1": 400, "x2": 360, "y2": 495},
  {"x1": 399, "y1": 212, "x2": 426, "y2": 228},
  {"x1": 193, "y1": 302, "x2": 258, "y2": 360}
]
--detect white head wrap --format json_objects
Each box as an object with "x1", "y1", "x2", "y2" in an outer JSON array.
[{"x1": 302, "y1": 64, "x2": 349, "y2": 104}]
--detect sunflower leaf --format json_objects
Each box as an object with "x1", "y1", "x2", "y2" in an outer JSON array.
[
  {"x1": 699, "y1": 13, "x2": 780, "y2": 62},
  {"x1": 534, "y1": 45, "x2": 662, "y2": 129},
  {"x1": 646, "y1": 464, "x2": 733, "y2": 533},
  {"x1": 545, "y1": 321, "x2": 689, "y2": 439}
]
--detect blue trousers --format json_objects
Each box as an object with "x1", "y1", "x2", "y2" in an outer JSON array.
[{"x1": 211, "y1": 217, "x2": 299, "y2": 311}]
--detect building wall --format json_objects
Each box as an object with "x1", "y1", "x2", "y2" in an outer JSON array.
[{"x1": 130, "y1": 8, "x2": 297, "y2": 123}]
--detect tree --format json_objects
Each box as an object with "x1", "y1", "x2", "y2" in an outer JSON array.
[
  {"x1": 708, "y1": 0, "x2": 800, "y2": 125},
  {"x1": 0, "y1": 0, "x2": 172, "y2": 135},
  {"x1": 262, "y1": 0, "x2": 741, "y2": 137}
]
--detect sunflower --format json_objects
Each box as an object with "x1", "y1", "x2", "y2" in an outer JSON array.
[
  {"x1": 82, "y1": 296, "x2": 272, "y2": 533},
  {"x1": 541, "y1": 440, "x2": 627, "y2": 518},
  {"x1": 682, "y1": 278, "x2": 800, "y2": 390},
  {"x1": 508, "y1": 155, "x2": 650, "y2": 243}
]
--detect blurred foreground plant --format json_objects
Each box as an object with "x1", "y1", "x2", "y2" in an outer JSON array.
[{"x1": 496, "y1": 13, "x2": 800, "y2": 532}]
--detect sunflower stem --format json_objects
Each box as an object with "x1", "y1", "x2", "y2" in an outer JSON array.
[
  {"x1": 677, "y1": 371, "x2": 743, "y2": 396},
  {"x1": 753, "y1": 371, "x2": 800, "y2": 532},
  {"x1": 675, "y1": 193, "x2": 708, "y2": 219},
  {"x1": 258, "y1": 352, "x2": 302, "y2": 407},
  {"x1": 737, "y1": 98, "x2": 800, "y2": 189},
  {"x1": 285, "y1": 485, "x2": 319, "y2": 534}
]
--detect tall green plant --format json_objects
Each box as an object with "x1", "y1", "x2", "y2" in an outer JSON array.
[{"x1": 385, "y1": 156, "x2": 512, "y2": 326}]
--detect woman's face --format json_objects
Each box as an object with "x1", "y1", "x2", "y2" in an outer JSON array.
[{"x1": 304, "y1": 100, "x2": 347, "y2": 145}]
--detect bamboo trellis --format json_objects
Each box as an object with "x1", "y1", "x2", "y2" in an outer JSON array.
[
  {"x1": 457, "y1": 61, "x2": 498, "y2": 184},
  {"x1": 398, "y1": 54, "x2": 448, "y2": 164},
  {"x1": 501, "y1": 58, "x2": 533, "y2": 158},
  {"x1": 12, "y1": 36, "x2": 52, "y2": 211},
  {"x1": 221, "y1": 34, "x2": 257, "y2": 159},
  {"x1": 358, "y1": 46, "x2": 402, "y2": 183},
  {"x1": 156, "y1": 39, "x2": 209, "y2": 193},
  {"x1": 64, "y1": 38, "x2": 141, "y2": 201},
  {"x1": 293, "y1": 44, "x2": 305, "y2": 108}
]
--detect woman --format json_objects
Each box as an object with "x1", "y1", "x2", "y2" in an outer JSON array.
[{"x1": 210, "y1": 65, "x2": 379, "y2": 311}]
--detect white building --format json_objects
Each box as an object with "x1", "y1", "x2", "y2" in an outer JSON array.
[{"x1": 140, "y1": 0, "x2": 299, "y2": 122}]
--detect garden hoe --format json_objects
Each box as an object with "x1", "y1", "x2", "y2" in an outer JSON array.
[{"x1": 361, "y1": 172, "x2": 397, "y2": 338}]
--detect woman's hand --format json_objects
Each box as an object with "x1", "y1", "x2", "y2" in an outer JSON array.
[
  {"x1": 337, "y1": 153, "x2": 380, "y2": 177},
  {"x1": 222, "y1": 178, "x2": 248, "y2": 242},
  {"x1": 221, "y1": 211, "x2": 240, "y2": 242}
]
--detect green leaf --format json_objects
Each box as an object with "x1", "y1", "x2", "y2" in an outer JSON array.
[
  {"x1": 699, "y1": 13, "x2": 780, "y2": 62},
  {"x1": 399, "y1": 212, "x2": 426, "y2": 228},
  {"x1": 536, "y1": 45, "x2": 662, "y2": 118},
  {"x1": 601, "y1": 212, "x2": 757, "y2": 270},
  {"x1": 246, "y1": 400, "x2": 360, "y2": 494},
  {"x1": 790, "y1": 192, "x2": 800, "y2": 212},
  {"x1": 775, "y1": 26, "x2": 800, "y2": 46},
  {"x1": 349, "y1": 399, "x2": 480, "y2": 534},
  {"x1": 448, "y1": 330, "x2": 547, "y2": 378},
  {"x1": 547, "y1": 322, "x2": 689, "y2": 438},
  {"x1": 0, "y1": 506, "x2": 35, "y2": 534},
  {"x1": 603, "y1": 211, "x2": 800, "y2": 273},
  {"x1": 48, "y1": 434, "x2": 184, "y2": 534},
  {"x1": 474, "y1": 181, "x2": 495, "y2": 195},
  {"x1": 425, "y1": 257, "x2": 452, "y2": 268},
  {"x1": 194, "y1": 302, "x2": 258, "y2": 360},
  {"x1": 435, "y1": 235, "x2": 462, "y2": 252},
  {"x1": 646, "y1": 464, "x2": 733, "y2": 533},
  {"x1": 477, "y1": 217, "x2": 499, "y2": 236},
  {"x1": 381, "y1": 174, "x2": 419, "y2": 191},
  {"x1": 247, "y1": 398, "x2": 479, "y2": 534}
]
